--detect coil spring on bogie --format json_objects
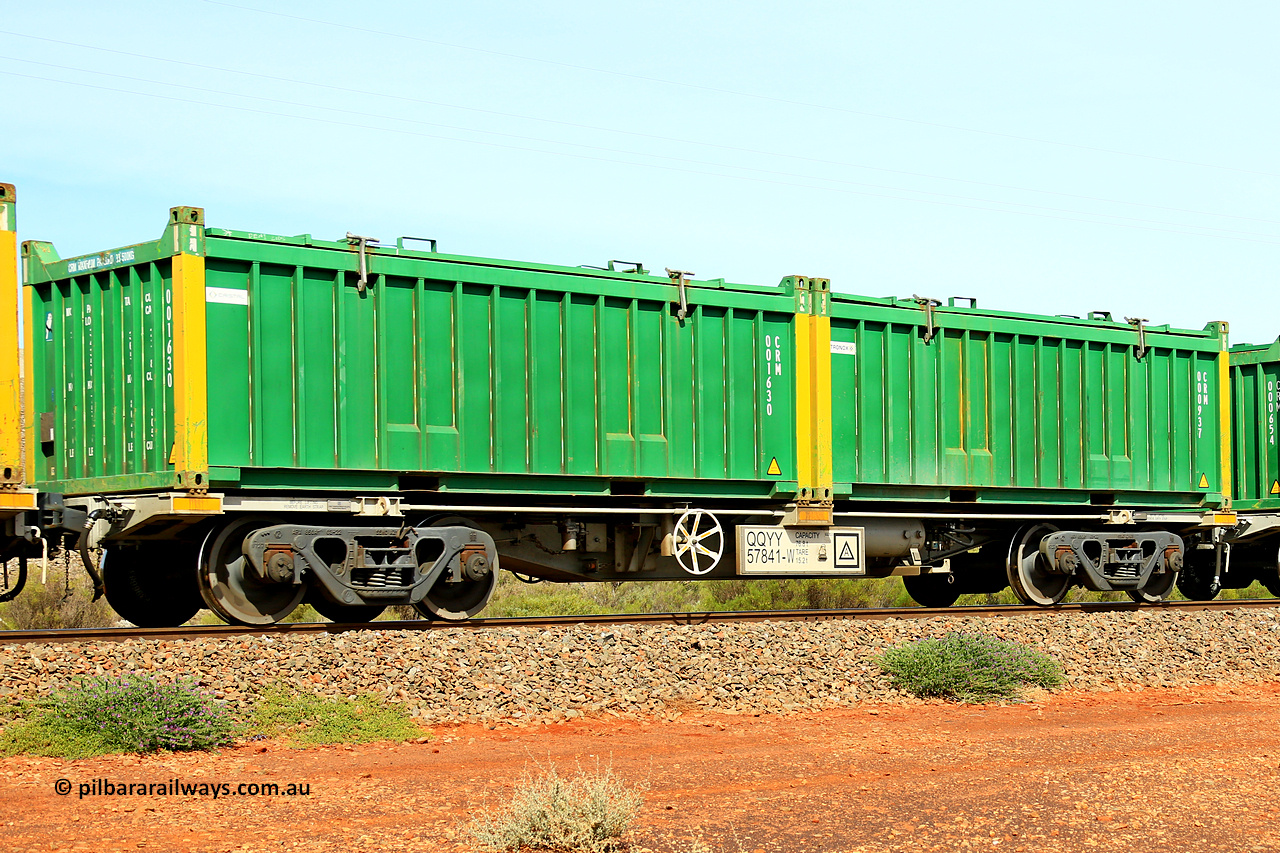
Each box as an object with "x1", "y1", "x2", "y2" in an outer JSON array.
[
  {"x1": 1105, "y1": 562, "x2": 1142, "y2": 580},
  {"x1": 352, "y1": 544, "x2": 415, "y2": 589},
  {"x1": 352, "y1": 565, "x2": 414, "y2": 588}
]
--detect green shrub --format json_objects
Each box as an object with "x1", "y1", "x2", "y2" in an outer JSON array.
[
  {"x1": 483, "y1": 585, "x2": 608, "y2": 618},
  {"x1": 876, "y1": 632, "x2": 1064, "y2": 703},
  {"x1": 0, "y1": 675, "x2": 236, "y2": 758},
  {"x1": 1218, "y1": 581, "x2": 1273, "y2": 600},
  {"x1": 470, "y1": 761, "x2": 644, "y2": 853},
  {"x1": 0, "y1": 560, "x2": 117, "y2": 629},
  {"x1": 249, "y1": 689, "x2": 422, "y2": 745},
  {"x1": 281, "y1": 604, "x2": 322, "y2": 623},
  {"x1": 700, "y1": 577, "x2": 907, "y2": 610},
  {"x1": 483, "y1": 572, "x2": 914, "y2": 617}
]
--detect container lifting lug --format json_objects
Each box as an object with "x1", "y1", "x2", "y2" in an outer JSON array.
[
  {"x1": 666, "y1": 268, "x2": 694, "y2": 321},
  {"x1": 913, "y1": 295, "x2": 942, "y2": 343},
  {"x1": 1126, "y1": 317, "x2": 1148, "y2": 360},
  {"x1": 396, "y1": 236, "x2": 438, "y2": 253},
  {"x1": 345, "y1": 233, "x2": 380, "y2": 293}
]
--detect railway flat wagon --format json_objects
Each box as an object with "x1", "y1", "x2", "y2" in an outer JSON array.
[
  {"x1": 0, "y1": 190, "x2": 1243, "y2": 625},
  {"x1": 9, "y1": 201, "x2": 829, "y2": 625}
]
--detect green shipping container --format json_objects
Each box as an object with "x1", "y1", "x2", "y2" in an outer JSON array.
[
  {"x1": 1229, "y1": 340, "x2": 1280, "y2": 510},
  {"x1": 827, "y1": 295, "x2": 1231, "y2": 508},
  {"x1": 21, "y1": 208, "x2": 805, "y2": 501}
]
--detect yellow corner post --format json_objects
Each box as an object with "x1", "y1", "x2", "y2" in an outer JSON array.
[
  {"x1": 793, "y1": 277, "x2": 834, "y2": 512},
  {"x1": 794, "y1": 287, "x2": 814, "y2": 491},
  {"x1": 0, "y1": 183, "x2": 22, "y2": 487},
  {"x1": 169, "y1": 207, "x2": 209, "y2": 491},
  {"x1": 22, "y1": 270, "x2": 34, "y2": 487},
  {"x1": 1217, "y1": 321, "x2": 1232, "y2": 506},
  {"x1": 810, "y1": 282, "x2": 833, "y2": 497}
]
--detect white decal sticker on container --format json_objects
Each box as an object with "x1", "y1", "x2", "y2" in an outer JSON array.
[{"x1": 205, "y1": 286, "x2": 250, "y2": 306}]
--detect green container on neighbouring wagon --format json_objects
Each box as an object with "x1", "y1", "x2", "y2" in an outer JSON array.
[{"x1": 1228, "y1": 339, "x2": 1280, "y2": 511}]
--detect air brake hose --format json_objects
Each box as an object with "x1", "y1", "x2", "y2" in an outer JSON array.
[{"x1": 78, "y1": 509, "x2": 107, "y2": 601}]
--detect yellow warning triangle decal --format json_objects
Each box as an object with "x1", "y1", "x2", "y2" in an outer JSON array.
[
  {"x1": 767, "y1": 457, "x2": 782, "y2": 476},
  {"x1": 1198, "y1": 474, "x2": 1210, "y2": 489},
  {"x1": 1271, "y1": 480, "x2": 1280, "y2": 495}
]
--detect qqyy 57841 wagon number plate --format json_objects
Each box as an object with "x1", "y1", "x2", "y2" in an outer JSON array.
[{"x1": 736, "y1": 526, "x2": 866, "y2": 575}]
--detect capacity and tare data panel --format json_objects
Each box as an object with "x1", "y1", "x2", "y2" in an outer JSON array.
[{"x1": 736, "y1": 526, "x2": 866, "y2": 575}]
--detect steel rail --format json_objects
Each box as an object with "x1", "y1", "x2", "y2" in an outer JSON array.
[
  {"x1": 2, "y1": 598, "x2": 1279, "y2": 645},
  {"x1": 396, "y1": 504, "x2": 786, "y2": 516},
  {"x1": 833, "y1": 511, "x2": 1117, "y2": 520}
]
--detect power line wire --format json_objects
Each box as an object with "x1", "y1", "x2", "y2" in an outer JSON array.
[
  {"x1": 4, "y1": 28, "x2": 1275, "y2": 227},
  {"x1": 5, "y1": 67, "x2": 1278, "y2": 247},
  {"x1": 197, "y1": 0, "x2": 1280, "y2": 180},
  {"x1": 6, "y1": 54, "x2": 1277, "y2": 239}
]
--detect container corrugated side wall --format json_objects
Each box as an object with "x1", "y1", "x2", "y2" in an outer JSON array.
[
  {"x1": 828, "y1": 296, "x2": 1229, "y2": 508},
  {"x1": 1229, "y1": 341, "x2": 1280, "y2": 510},
  {"x1": 199, "y1": 235, "x2": 801, "y2": 498}
]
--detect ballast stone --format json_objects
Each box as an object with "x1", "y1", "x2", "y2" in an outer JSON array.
[{"x1": 1, "y1": 610, "x2": 1279, "y2": 723}]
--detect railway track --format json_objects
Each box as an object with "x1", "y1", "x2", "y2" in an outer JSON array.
[{"x1": 3, "y1": 598, "x2": 1279, "y2": 645}]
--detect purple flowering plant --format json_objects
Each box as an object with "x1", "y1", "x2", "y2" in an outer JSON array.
[{"x1": 0, "y1": 674, "x2": 236, "y2": 757}]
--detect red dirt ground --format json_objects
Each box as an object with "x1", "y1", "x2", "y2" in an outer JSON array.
[{"x1": 4, "y1": 683, "x2": 1280, "y2": 853}]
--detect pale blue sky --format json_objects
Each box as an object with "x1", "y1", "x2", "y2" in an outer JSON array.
[{"x1": 3, "y1": 0, "x2": 1277, "y2": 342}]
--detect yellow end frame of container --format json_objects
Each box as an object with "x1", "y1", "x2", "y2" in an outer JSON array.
[
  {"x1": 21, "y1": 267, "x2": 34, "y2": 488},
  {"x1": 0, "y1": 183, "x2": 22, "y2": 487},
  {"x1": 170, "y1": 246, "x2": 209, "y2": 490},
  {"x1": 794, "y1": 279, "x2": 833, "y2": 503},
  {"x1": 1217, "y1": 321, "x2": 1232, "y2": 506}
]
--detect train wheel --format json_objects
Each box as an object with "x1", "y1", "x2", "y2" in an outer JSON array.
[
  {"x1": 0, "y1": 540, "x2": 29, "y2": 603},
  {"x1": 1126, "y1": 568, "x2": 1178, "y2": 604},
  {"x1": 412, "y1": 573, "x2": 496, "y2": 622},
  {"x1": 412, "y1": 562, "x2": 497, "y2": 622},
  {"x1": 103, "y1": 542, "x2": 204, "y2": 628},
  {"x1": 306, "y1": 589, "x2": 386, "y2": 624},
  {"x1": 902, "y1": 572, "x2": 961, "y2": 608},
  {"x1": 198, "y1": 518, "x2": 305, "y2": 626},
  {"x1": 411, "y1": 516, "x2": 498, "y2": 621},
  {"x1": 1262, "y1": 545, "x2": 1280, "y2": 598},
  {"x1": 1175, "y1": 550, "x2": 1221, "y2": 601},
  {"x1": 1006, "y1": 524, "x2": 1070, "y2": 606}
]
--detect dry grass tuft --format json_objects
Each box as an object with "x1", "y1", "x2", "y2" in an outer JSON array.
[{"x1": 469, "y1": 760, "x2": 644, "y2": 852}]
